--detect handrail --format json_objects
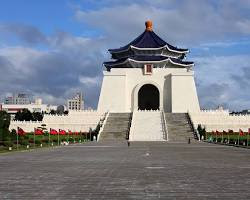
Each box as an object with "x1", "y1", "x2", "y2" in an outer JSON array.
[
  {"x1": 97, "y1": 111, "x2": 109, "y2": 142},
  {"x1": 161, "y1": 110, "x2": 168, "y2": 141},
  {"x1": 187, "y1": 111, "x2": 199, "y2": 140},
  {"x1": 126, "y1": 112, "x2": 133, "y2": 140}
]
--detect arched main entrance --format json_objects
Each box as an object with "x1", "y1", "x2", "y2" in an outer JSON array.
[{"x1": 138, "y1": 84, "x2": 159, "y2": 110}]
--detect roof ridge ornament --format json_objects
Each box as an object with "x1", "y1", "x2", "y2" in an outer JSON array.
[{"x1": 145, "y1": 20, "x2": 153, "y2": 31}]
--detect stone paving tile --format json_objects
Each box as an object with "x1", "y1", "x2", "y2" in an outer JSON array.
[{"x1": 0, "y1": 142, "x2": 250, "y2": 199}]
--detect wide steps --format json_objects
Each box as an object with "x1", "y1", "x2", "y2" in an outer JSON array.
[
  {"x1": 165, "y1": 113, "x2": 195, "y2": 141},
  {"x1": 98, "y1": 112, "x2": 132, "y2": 142}
]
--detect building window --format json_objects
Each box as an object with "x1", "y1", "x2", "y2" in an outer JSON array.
[{"x1": 144, "y1": 64, "x2": 153, "y2": 75}]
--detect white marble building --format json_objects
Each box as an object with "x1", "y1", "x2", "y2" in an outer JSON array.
[{"x1": 98, "y1": 21, "x2": 200, "y2": 113}]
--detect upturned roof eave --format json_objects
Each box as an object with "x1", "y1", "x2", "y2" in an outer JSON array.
[
  {"x1": 108, "y1": 45, "x2": 189, "y2": 54},
  {"x1": 103, "y1": 57, "x2": 194, "y2": 67}
]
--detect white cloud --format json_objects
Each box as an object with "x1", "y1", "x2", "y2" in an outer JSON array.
[
  {"x1": 74, "y1": 0, "x2": 250, "y2": 46},
  {"x1": 194, "y1": 55, "x2": 250, "y2": 110}
]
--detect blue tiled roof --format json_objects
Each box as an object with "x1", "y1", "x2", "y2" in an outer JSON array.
[
  {"x1": 103, "y1": 55, "x2": 193, "y2": 67},
  {"x1": 109, "y1": 30, "x2": 188, "y2": 53}
]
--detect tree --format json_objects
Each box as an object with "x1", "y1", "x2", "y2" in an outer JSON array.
[
  {"x1": 0, "y1": 111, "x2": 10, "y2": 129},
  {"x1": 0, "y1": 111, "x2": 11, "y2": 143},
  {"x1": 64, "y1": 111, "x2": 69, "y2": 115},
  {"x1": 14, "y1": 109, "x2": 33, "y2": 121},
  {"x1": 49, "y1": 110, "x2": 56, "y2": 115},
  {"x1": 32, "y1": 112, "x2": 43, "y2": 121},
  {"x1": 197, "y1": 124, "x2": 206, "y2": 140}
]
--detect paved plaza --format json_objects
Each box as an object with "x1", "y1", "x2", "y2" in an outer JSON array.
[{"x1": 0, "y1": 142, "x2": 250, "y2": 199}]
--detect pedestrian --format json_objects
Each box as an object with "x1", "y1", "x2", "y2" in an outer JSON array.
[
  {"x1": 188, "y1": 137, "x2": 191, "y2": 144},
  {"x1": 127, "y1": 140, "x2": 130, "y2": 147}
]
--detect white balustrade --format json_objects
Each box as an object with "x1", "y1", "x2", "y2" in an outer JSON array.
[
  {"x1": 9, "y1": 110, "x2": 104, "y2": 132},
  {"x1": 189, "y1": 109, "x2": 250, "y2": 132}
]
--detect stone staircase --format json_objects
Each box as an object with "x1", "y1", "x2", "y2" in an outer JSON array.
[
  {"x1": 165, "y1": 113, "x2": 196, "y2": 141},
  {"x1": 129, "y1": 110, "x2": 166, "y2": 141},
  {"x1": 98, "y1": 113, "x2": 132, "y2": 142}
]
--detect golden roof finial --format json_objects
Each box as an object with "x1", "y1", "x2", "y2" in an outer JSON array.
[{"x1": 145, "y1": 20, "x2": 153, "y2": 31}]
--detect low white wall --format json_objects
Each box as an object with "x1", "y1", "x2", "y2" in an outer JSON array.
[
  {"x1": 189, "y1": 109, "x2": 250, "y2": 132},
  {"x1": 9, "y1": 110, "x2": 104, "y2": 132}
]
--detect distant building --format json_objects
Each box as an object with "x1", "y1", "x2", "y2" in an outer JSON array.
[
  {"x1": 4, "y1": 93, "x2": 31, "y2": 105},
  {"x1": 67, "y1": 92, "x2": 84, "y2": 111},
  {"x1": 0, "y1": 97, "x2": 57, "y2": 119}
]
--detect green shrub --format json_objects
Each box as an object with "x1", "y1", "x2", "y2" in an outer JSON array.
[
  {"x1": 20, "y1": 140, "x2": 29, "y2": 146},
  {"x1": 35, "y1": 140, "x2": 41, "y2": 145},
  {"x1": 3, "y1": 141, "x2": 13, "y2": 147}
]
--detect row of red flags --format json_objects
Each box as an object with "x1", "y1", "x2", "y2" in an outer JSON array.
[
  {"x1": 212, "y1": 129, "x2": 250, "y2": 136},
  {"x1": 17, "y1": 127, "x2": 86, "y2": 136}
]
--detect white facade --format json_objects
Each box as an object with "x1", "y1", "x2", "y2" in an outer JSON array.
[{"x1": 98, "y1": 67, "x2": 200, "y2": 113}]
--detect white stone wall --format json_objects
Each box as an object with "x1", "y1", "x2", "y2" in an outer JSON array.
[
  {"x1": 98, "y1": 70, "x2": 127, "y2": 112},
  {"x1": 9, "y1": 110, "x2": 104, "y2": 132},
  {"x1": 98, "y1": 68, "x2": 200, "y2": 113},
  {"x1": 189, "y1": 110, "x2": 250, "y2": 132},
  {"x1": 171, "y1": 72, "x2": 200, "y2": 113}
]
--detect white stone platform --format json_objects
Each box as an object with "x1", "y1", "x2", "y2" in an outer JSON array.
[{"x1": 129, "y1": 110, "x2": 165, "y2": 141}]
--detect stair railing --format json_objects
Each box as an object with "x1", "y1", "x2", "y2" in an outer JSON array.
[
  {"x1": 97, "y1": 111, "x2": 110, "y2": 142},
  {"x1": 161, "y1": 110, "x2": 169, "y2": 141},
  {"x1": 126, "y1": 112, "x2": 133, "y2": 140},
  {"x1": 187, "y1": 111, "x2": 199, "y2": 140}
]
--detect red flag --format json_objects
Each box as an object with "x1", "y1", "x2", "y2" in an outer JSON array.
[
  {"x1": 35, "y1": 128, "x2": 43, "y2": 135},
  {"x1": 239, "y1": 129, "x2": 245, "y2": 136},
  {"x1": 59, "y1": 129, "x2": 66, "y2": 135},
  {"x1": 69, "y1": 130, "x2": 73, "y2": 135},
  {"x1": 17, "y1": 127, "x2": 25, "y2": 136},
  {"x1": 50, "y1": 128, "x2": 58, "y2": 135},
  {"x1": 75, "y1": 131, "x2": 79, "y2": 135}
]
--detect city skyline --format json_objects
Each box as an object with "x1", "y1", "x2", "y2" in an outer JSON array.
[{"x1": 1, "y1": 0, "x2": 250, "y2": 110}]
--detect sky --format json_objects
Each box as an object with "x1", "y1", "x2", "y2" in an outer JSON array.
[{"x1": 1, "y1": 0, "x2": 250, "y2": 111}]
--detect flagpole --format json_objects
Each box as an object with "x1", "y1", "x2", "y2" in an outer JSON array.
[
  {"x1": 237, "y1": 130, "x2": 240, "y2": 146},
  {"x1": 216, "y1": 131, "x2": 218, "y2": 143},
  {"x1": 34, "y1": 128, "x2": 36, "y2": 148},
  {"x1": 49, "y1": 128, "x2": 51, "y2": 146},
  {"x1": 247, "y1": 129, "x2": 249, "y2": 148},
  {"x1": 57, "y1": 130, "x2": 59, "y2": 146},
  {"x1": 222, "y1": 131, "x2": 224, "y2": 143},
  {"x1": 16, "y1": 128, "x2": 19, "y2": 150},
  {"x1": 67, "y1": 130, "x2": 69, "y2": 143}
]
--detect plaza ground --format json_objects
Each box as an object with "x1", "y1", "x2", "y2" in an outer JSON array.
[{"x1": 0, "y1": 142, "x2": 250, "y2": 199}]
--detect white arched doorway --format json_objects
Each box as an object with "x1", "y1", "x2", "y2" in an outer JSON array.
[{"x1": 132, "y1": 81, "x2": 163, "y2": 111}]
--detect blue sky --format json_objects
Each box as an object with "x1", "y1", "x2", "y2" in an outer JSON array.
[{"x1": 1, "y1": 0, "x2": 250, "y2": 111}]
